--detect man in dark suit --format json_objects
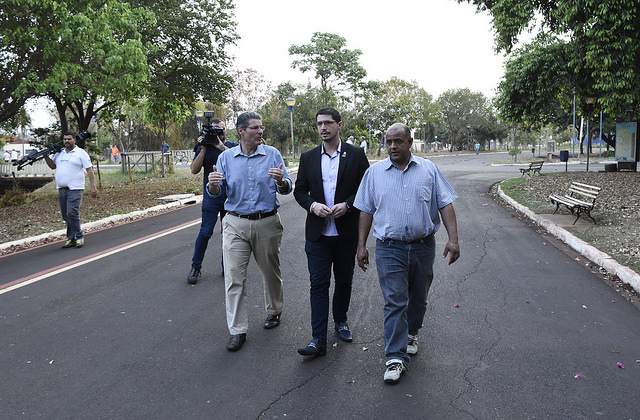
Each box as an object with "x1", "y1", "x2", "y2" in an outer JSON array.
[{"x1": 294, "y1": 107, "x2": 370, "y2": 357}]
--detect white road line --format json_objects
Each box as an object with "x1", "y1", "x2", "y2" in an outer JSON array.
[{"x1": 0, "y1": 219, "x2": 201, "y2": 295}]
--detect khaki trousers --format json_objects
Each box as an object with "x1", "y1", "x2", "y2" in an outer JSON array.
[{"x1": 222, "y1": 213, "x2": 284, "y2": 335}]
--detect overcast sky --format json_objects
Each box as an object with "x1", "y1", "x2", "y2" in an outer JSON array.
[
  {"x1": 228, "y1": 0, "x2": 505, "y2": 99},
  {"x1": 30, "y1": 0, "x2": 505, "y2": 128}
]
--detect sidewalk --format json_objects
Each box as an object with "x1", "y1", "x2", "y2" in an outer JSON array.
[{"x1": 498, "y1": 186, "x2": 640, "y2": 295}]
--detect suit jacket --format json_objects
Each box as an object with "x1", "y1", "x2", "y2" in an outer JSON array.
[{"x1": 294, "y1": 141, "x2": 369, "y2": 242}]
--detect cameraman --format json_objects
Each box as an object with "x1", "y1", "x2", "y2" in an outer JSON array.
[
  {"x1": 44, "y1": 131, "x2": 98, "y2": 248},
  {"x1": 187, "y1": 118, "x2": 238, "y2": 284}
]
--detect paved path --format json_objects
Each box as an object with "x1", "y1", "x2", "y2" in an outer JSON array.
[{"x1": 1, "y1": 152, "x2": 638, "y2": 419}]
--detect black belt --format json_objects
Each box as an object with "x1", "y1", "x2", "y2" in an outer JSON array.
[
  {"x1": 379, "y1": 234, "x2": 434, "y2": 245},
  {"x1": 229, "y1": 209, "x2": 277, "y2": 220}
]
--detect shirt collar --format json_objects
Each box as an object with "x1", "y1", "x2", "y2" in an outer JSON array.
[
  {"x1": 321, "y1": 142, "x2": 341, "y2": 158},
  {"x1": 233, "y1": 143, "x2": 266, "y2": 157},
  {"x1": 384, "y1": 153, "x2": 418, "y2": 171}
]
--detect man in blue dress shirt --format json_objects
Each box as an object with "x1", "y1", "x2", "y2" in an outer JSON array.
[{"x1": 206, "y1": 112, "x2": 292, "y2": 352}]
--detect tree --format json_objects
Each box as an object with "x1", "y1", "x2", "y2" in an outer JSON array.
[
  {"x1": 13, "y1": 0, "x2": 153, "y2": 134},
  {"x1": 289, "y1": 33, "x2": 367, "y2": 102},
  {"x1": 462, "y1": 0, "x2": 640, "y2": 120},
  {"x1": 495, "y1": 35, "x2": 572, "y2": 128},
  {"x1": 437, "y1": 88, "x2": 492, "y2": 150},
  {"x1": 130, "y1": 0, "x2": 237, "y2": 142},
  {"x1": 365, "y1": 77, "x2": 438, "y2": 134},
  {"x1": 226, "y1": 68, "x2": 272, "y2": 122},
  {"x1": 258, "y1": 83, "x2": 296, "y2": 154},
  {"x1": 1, "y1": 0, "x2": 57, "y2": 124}
]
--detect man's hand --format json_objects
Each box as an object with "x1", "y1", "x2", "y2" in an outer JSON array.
[
  {"x1": 443, "y1": 240, "x2": 460, "y2": 265},
  {"x1": 196, "y1": 135, "x2": 206, "y2": 149},
  {"x1": 312, "y1": 203, "x2": 332, "y2": 218},
  {"x1": 207, "y1": 165, "x2": 223, "y2": 195},
  {"x1": 90, "y1": 187, "x2": 98, "y2": 198},
  {"x1": 268, "y1": 163, "x2": 285, "y2": 184},
  {"x1": 357, "y1": 246, "x2": 369, "y2": 271},
  {"x1": 330, "y1": 202, "x2": 348, "y2": 219}
]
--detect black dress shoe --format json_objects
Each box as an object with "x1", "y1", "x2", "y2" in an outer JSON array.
[
  {"x1": 297, "y1": 339, "x2": 327, "y2": 357},
  {"x1": 264, "y1": 313, "x2": 281, "y2": 329},
  {"x1": 187, "y1": 267, "x2": 201, "y2": 285},
  {"x1": 227, "y1": 334, "x2": 246, "y2": 351},
  {"x1": 335, "y1": 322, "x2": 353, "y2": 342}
]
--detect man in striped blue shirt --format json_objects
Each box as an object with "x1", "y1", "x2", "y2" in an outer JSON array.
[{"x1": 354, "y1": 123, "x2": 460, "y2": 384}]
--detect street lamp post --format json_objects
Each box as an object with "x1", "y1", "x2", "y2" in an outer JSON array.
[
  {"x1": 93, "y1": 105, "x2": 99, "y2": 149},
  {"x1": 367, "y1": 114, "x2": 373, "y2": 152},
  {"x1": 466, "y1": 124, "x2": 471, "y2": 151},
  {"x1": 422, "y1": 123, "x2": 426, "y2": 153},
  {"x1": 586, "y1": 96, "x2": 598, "y2": 172},
  {"x1": 285, "y1": 97, "x2": 296, "y2": 164},
  {"x1": 572, "y1": 90, "x2": 576, "y2": 158},
  {"x1": 599, "y1": 110, "x2": 603, "y2": 157}
]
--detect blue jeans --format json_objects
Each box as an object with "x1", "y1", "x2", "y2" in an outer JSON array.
[
  {"x1": 191, "y1": 194, "x2": 225, "y2": 268},
  {"x1": 305, "y1": 236, "x2": 357, "y2": 344},
  {"x1": 375, "y1": 236, "x2": 435, "y2": 364},
  {"x1": 58, "y1": 188, "x2": 84, "y2": 241}
]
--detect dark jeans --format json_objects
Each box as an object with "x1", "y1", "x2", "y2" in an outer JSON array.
[
  {"x1": 58, "y1": 188, "x2": 84, "y2": 241},
  {"x1": 305, "y1": 235, "x2": 358, "y2": 344},
  {"x1": 375, "y1": 236, "x2": 435, "y2": 365},
  {"x1": 191, "y1": 194, "x2": 225, "y2": 268}
]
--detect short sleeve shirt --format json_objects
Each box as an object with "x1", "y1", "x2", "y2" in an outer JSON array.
[{"x1": 354, "y1": 155, "x2": 458, "y2": 241}]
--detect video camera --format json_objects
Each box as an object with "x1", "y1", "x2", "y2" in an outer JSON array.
[
  {"x1": 199, "y1": 111, "x2": 224, "y2": 146},
  {"x1": 13, "y1": 131, "x2": 92, "y2": 170},
  {"x1": 74, "y1": 130, "x2": 92, "y2": 148}
]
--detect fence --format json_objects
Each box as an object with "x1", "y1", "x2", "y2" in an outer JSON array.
[
  {"x1": 0, "y1": 161, "x2": 55, "y2": 177},
  {"x1": 1, "y1": 150, "x2": 195, "y2": 178}
]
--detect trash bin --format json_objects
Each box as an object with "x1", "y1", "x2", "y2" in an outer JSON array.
[
  {"x1": 560, "y1": 150, "x2": 569, "y2": 162},
  {"x1": 560, "y1": 150, "x2": 569, "y2": 171}
]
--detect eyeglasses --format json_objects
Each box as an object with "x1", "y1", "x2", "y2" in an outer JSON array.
[
  {"x1": 246, "y1": 125, "x2": 265, "y2": 130},
  {"x1": 316, "y1": 121, "x2": 337, "y2": 127}
]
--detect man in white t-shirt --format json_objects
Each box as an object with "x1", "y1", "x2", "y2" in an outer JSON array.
[
  {"x1": 359, "y1": 136, "x2": 367, "y2": 153},
  {"x1": 3, "y1": 150, "x2": 10, "y2": 162},
  {"x1": 10, "y1": 150, "x2": 18, "y2": 162},
  {"x1": 44, "y1": 131, "x2": 98, "y2": 248}
]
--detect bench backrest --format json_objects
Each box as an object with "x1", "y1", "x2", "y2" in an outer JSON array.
[
  {"x1": 531, "y1": 161, "x2": 544, "y2": 168},
  {"x1": 568, "y1": 182, "x2": 601, "y2": 203}
]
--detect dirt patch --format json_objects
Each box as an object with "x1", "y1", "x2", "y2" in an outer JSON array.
[{"x1": 0, "y1": 173, "x2": 202, "y2": 253}]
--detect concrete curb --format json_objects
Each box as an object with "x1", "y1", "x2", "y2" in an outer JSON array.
[
  {"x1": 497, "y1": 185, "x2": 640, "y2": 295},
  {"x1": 0, "y1": 194, "x2": 202, "y2": 253},
  {"x1": 0, "y1": 168, "x2": 305, "y2": 254}
]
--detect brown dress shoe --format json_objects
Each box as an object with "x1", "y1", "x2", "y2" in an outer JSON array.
[
  {"x1": 264, "y1": 313, "x2": 281, "y2": 329},
  {"x1": 227, "y1": 334, "x2": 246, "y2": 351}
]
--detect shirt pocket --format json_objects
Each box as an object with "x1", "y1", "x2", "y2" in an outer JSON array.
[{"x1": 418, "y1": 185, "x2": 432, "y2": 204}]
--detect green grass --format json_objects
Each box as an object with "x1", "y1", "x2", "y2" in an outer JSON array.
[{"x1": 499, "y1": 176, "x2": 553, "y2": 213}]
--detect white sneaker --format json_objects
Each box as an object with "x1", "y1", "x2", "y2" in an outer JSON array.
[
  {"x1": 384, "y1": 359, "x2": 406, "y2": 384},
  {"x1": 407, "y1": 334, "x2": 418, "y2": 355}
]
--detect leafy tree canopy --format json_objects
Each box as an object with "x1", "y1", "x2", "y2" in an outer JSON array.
[
  {"x1": 363, "y1": 77, "x2": 438, "y2": 137},
  {"x1": 437, "y1": 88, "x2": 493, "y2": 149},
  {"x1": 289, "y1": 32, "x2": 367, "y2": 96},
  {"x1": 3, "y1": 0, "x2": 153, "y2": 133},
  {"x1": 131, "y1": 0, "x2": 238, "y2": 125},
  {"x1": 462, "y1": 0, "x2": 640, "y2": 119}
]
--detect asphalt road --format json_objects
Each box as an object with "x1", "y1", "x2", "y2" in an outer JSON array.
[{"x1": 1, "y1": 153, "x2": 639, "y2": 419}]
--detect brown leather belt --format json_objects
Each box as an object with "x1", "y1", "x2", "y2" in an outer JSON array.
[{"x1": 228, "y1": 209, "x2": 277, "y2": 220}]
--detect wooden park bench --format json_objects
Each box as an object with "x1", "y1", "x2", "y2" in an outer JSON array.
[
  {"x1": 548, "y1": 182, "x2": 602, "y2": 225},
  {"x1": 520, "y1": 161, "x2": 544, "y2": 177}
]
